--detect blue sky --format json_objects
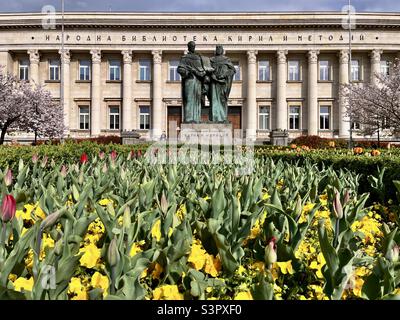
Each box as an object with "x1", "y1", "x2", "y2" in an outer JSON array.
[{"x1": 0, "y1": 0, "x2": 399, "y2": 13}]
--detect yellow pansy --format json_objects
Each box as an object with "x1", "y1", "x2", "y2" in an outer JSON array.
[
  {"x1": 129, "y1": 242, "x2": 143, "y2": 257},
  {"x1": 234, "y1": 291, "x2": 253, "y2": 300},
  {"x1": 91, "y1": 272, "x2": 109, "y2": 298},
  {"x1": 13, "y1": 277, "x2": 34, "y2": 292},
  {"x1": 16, "y1": 203, "x2": 46, "y2": 222},
  {"x1": 176, "y1": 204, "x2": 186, "y2": 221},
  {"x1": 151, "y1": 219, "x2": 162, "y2": 242},
  {"x1": 309, "y1": 252, "x2": 326, "y2": 279},
  {"x1": 188, "y1": 240, "x2": 207, "y2": 270},
  {"x1": 79, "y1": 243, "x2": 101, "y2": 269},
  {"x1": 151, "y1": 263, "x2": 163, "y2": 280},
  {"x1": 69, "y1": 277, "x2": 88, "y2": 300},
  {"x1": 153, "y1": 285, "x2": 183, "y2": 300},
  {"x1": 98, "y1": 198, "x2": 113, "y2": 206},
  {"x1": 204, "y1": 255, "x2": 222, "y2": 278},
  {"x1": 275, "y1": 260, "x2": 294, "y2": 275},
  {"x1": 8, "y1": 274, "x2": 17, "y2": 282}
]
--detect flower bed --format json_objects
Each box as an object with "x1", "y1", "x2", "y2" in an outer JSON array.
[{"x1": 0, "y1": 152, "x2": 399, "y2": 300}]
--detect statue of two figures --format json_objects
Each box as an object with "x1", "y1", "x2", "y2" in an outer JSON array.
[{"x1": 178, "y1": 41, "x2": 236, "y2": 124}]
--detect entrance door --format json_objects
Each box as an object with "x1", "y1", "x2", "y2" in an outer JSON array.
[
  {"x1": 228, "y1": 106, "x2": 242, "y2": 131},
  {"x1": 167, "y1": 106, "x2": 182, "y2": 137}
]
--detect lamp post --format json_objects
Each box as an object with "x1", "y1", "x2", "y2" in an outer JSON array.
[
  {"x1": 60, "y1": 0, "x2": 65, "y2": 139},
  {"x1": 348, "y1": 0, "x2": 354, "y2": 149}
]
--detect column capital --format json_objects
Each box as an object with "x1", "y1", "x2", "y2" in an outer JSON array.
[
  {"x1": 247, "y1": 50, "x2": 258, "y2": 64},
  {"x1": 152, "y1": 50, "x2": 163, "y2": 64},
  {"x1": 338, "y1": 50, "x2": 349, "y2": 64},
  {"x1": 370, "y1": 49, "x2": 383, "y2": 63},
  {"x1": 90, "y1": 49, "x2": 102, "y2": 64},
  {"x1": 59, "y1": 49, "x2": 71, "y2": 65},
  {"x1": 28, "y1": 49, "x2": 40, "y2": 64},
  {"x1": 276, "y1": 50, "x2": 288, "y2": 64},
  {"x1": 122, "y1": 50, "x2": 133, "y2": 64},
  {"x1": 308, "y1": 50, "x2": 320, "y2": 64}
]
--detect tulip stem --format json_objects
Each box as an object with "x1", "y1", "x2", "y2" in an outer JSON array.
[
  {"x1": 0, "y1": 221, "x2": 7, "y2": 247},
  {"x1": 333, "y1": 218, "x2": 340, "y2": 248}
]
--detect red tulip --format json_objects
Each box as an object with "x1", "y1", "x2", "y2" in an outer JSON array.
[
  {"x1": 4, "y1": 169, "x2": 13, "y2": 187},
  {"x1": 130, "y1": 150, "x2": 136, "y2": 159},
  {"x1": 1, "y1": 194, "x2": 16, "y2": 223},
  {"x1": 137, "y1": 150, "x2": 142, "y2": 158},
  {"x1": 80, "y1": 153, "x2": 88, "y2": 164},
  {"x1": 110, "y1": 150, "x2": 117, "y2": 161}
]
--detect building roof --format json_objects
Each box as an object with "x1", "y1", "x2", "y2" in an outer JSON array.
[{"x1": 0, "y1": 12, "x2": 400, "y2": 29}]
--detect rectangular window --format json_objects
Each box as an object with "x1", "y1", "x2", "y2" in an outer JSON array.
[
  {"x1": 258, "y1": 60, "x2": 270, "y2": 81},
  {"x1": 49, "y1": 59, "x2": 60, "y2": 81},
  {"x1": 79, "y1": 60, "x2": 91, "y2": 81},
  {"x1": 319, "y1": 106, "x2": 330, "y2": 130},
  {"x1": 319, "y1": 60, "x2": 330, "y2": 81},
  {"x1": 79, "y1": 106, "x2": 90, "y2": 130},
  {"x1": 258, "y1": 106, "x2": 270, "y2": 130},
  {"x1": 19, "y1": 60, "x2": 29, "y2": 81},
  {"x1": 139, "y1": 59, "x2": 151, "y2": 81},
  {"x1": 351, "y1": 60, "x2": 361, "y2": 81},
  {"x1": 139, "y1": 106, "x2": 150, "y2": 130},
  {"x1": 380, "y1": 60, "x2": 390, "y2": 76},
  {"x1": 109, "y1": 60, "x2": 121, "y2": 81},
  {"x1": 352, "y1": 122, "x2": 361, "y2": 130},
  {"x1": 289, "y1": 106, "x2": 300, "y2": 130},
  {"x1": 109, "y1": 106, "x2": 120, "y2": 130},
  {"x1": 288, "y1": 60, "x2": 300, "y2": 81},
  {"x1": 233, "y1": 62, "x2": 241, "y2": 81},
  {"x1": 169, "y1": 60, "x2": 181, "y2": 81}
]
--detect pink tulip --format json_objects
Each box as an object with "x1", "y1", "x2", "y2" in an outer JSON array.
[
  {"x1": 60, "y1": 165, "x2": 68, "y2": 177},
  {"x1": 32, "y1": 154, "x2": 39, "y2": 164},
  {"x1": 41, "y1": 156, "x2": 48, "y2": 168},
  {"x1": 137, "y1": 150, "x2": 142, "y2": 158},
  {"x1": 99, "y1": 151, "x2": 105, "y2": 160},
  {"x1": 1, "y1": 194, "x2": 16, "y2": 223},
  {"x1": 110, "y1": 150, "x2": 117, "y2": 161},
  {"x1": 4, "y1": 169, "x2": 12, "y2": 187},
  {"x1": 80, "y1": 153, "x2": 88, "y2": 164},
  {"x1": 130, "y1": 150, "x2": 136, "y2": 159}
]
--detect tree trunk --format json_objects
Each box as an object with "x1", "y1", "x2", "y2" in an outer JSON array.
[{"x1": 0, "y1": 126, "x2": 7, "y2": 145}]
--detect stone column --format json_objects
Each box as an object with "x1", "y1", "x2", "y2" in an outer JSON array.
[
  {"x1": 276, "y1": 50, "x2": 288, "y2": 131},
  {"x1": 152, "y1": 50, "x2": 163, "y2": 140},
  {"x1": 246, "y1": 50, "x2": 258, "y2": 140},
  {"x1": 338, "y1": 50, "x2": 350, "y2": 138},
  {"x1": 28, "y1": 49, "x2": 40, "y2": 85},
  {"x1": 60, "y1": 49, "x2": 71, "y2": 133},
  {"x1": 308, "y1": 50, "x2": 319, "y2": 136},
  {"x1": 370, "y1": 49, "x2": 382, "y2": 85},
  {"x1": 90, "y1": 49, "x2": 102, "y2": 137},
  {"x1": 122, "y1": 50, "x2": 133, "y2": 132}
]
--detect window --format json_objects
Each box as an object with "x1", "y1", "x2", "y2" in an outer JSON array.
[
  {"x1": 79, "y1": 106, "x2": 90, "y2": 130},
  {"x1": 289, "y1": 106, "x2": 300, "y2": 130},
  {"x1": 319, "y1": 106, "x2": 330, "y2": 130},
  {"x1": 351, "y1": 60, "x2": 361, "y2": 81},
  {"x1": 139, "y1": 60, "x2": 151, "y2": 81},
  {"x1": 319, "y1": 60, "x2": 330, "y2": 81},
  {"x1": 109, "y1": 106, "x2": 120, "y2": 130},
  {"x1": 19, "y1": 60, "x2": 29, "y2": 81},
  {"x1": 49, "y1": 59, "x2": 60, "y2": 81},
  {"x1": 169, "y1": 60, "x2": 181, "y2": 81},
  {"x1": 109, "y1": 60, "x2": 121, "y2": 81},
  {"x1": 351, "y1": 122, "x2": 361, "y2": 130},
  {"x1": 380, "y1": 60, "x2": 390, "y2": 76},
  {"x1": 233, "y1": 62, "x2": 241, "y2": 81},
  {"x1": 258, "y1": 60, "x2": 270, "y2": 81},
  {"x1": 139, "y1": 106, "x2": 150, "y2": 130},
  {"x1": 259, "y1": 106, "x2": 270, "y2": 130},
  {"x1": 79, "y1": 60, "x2": 91, "y2": 81},
  {"x1": 288, "y1": 60, "x2": 300, "y2": 81}
]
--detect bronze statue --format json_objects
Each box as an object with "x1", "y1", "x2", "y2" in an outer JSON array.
[
  {"x1": 178, "y1": 41, "x2": 210, "y2": 123},
  {"x1": 208, "y1": 45, "x2": 236, "y2": 123},
  {"x1": 178, "y1": 42, "x2": 235, "y2": 124}
]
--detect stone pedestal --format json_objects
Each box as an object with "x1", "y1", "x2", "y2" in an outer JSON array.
[
  {"x1": 121, "y1": 131, "x2": 141, "y2": 145},
  {"x1": 270, "y1": 130, "x2": 289, "y2": 146},
  {"x1": 180, "y1": 123, "x2": 233, "y2": 145}
]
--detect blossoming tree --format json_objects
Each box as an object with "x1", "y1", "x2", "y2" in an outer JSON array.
[
  {"x1": 0, "y1": 66, "x2": 64, "y2": 144},
  {"x1": 341, "y1": 59, "x2": 400, "y2": 139}
]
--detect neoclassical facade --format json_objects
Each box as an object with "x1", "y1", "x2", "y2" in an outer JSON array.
[{"x1": 0, "y1": 12, "x2": 399, "y2": 141}]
